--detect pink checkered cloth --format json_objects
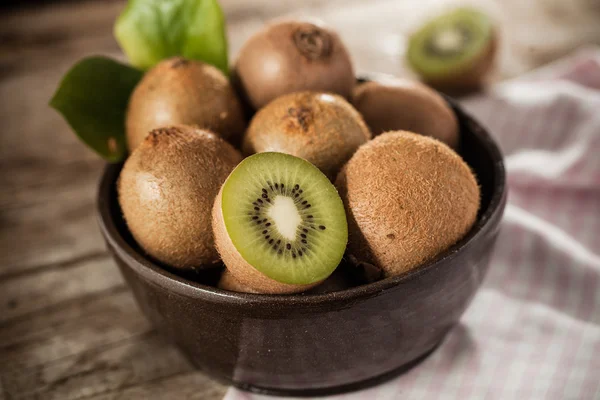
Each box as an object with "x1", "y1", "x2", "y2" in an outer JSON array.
[{"x1": 225, "y1": 48, "x2": 600, "y2": 400}]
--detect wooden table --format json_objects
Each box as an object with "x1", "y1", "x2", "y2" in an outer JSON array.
[{"x1": 1, "y1": 0, "x2": 598, "y2": 398}]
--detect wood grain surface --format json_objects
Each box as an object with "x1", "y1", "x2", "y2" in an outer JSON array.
[{"x1": 1, "y1": 0, "x2": 599, "y2": 399}]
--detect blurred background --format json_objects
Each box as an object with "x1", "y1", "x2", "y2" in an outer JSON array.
[{"x1": 1, "y1": 0, "x2": 599, "y2": 399}]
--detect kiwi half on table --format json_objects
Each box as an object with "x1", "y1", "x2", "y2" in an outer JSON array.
[
  {"x1": 213, "y1": 152, "x2": 348, "y2": 294},
  {"x1": 407, "y1": 8, "x2": 497, "y2": 92}
]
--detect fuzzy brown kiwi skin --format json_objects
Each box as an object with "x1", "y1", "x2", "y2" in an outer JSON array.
[
  {"x1": 218, "y1": 265, "x2": 354, "y2": 294},
  {"x1": 424, "y1": 33, "x2": 498, "y2": 94},
  {"x1": 218, "y1": 269, "x2": 261, "y2": 294},
  {"x1": 335, "y1": 131, "x2": 480, "y2": 278},
  {"x1": 118, "y1": 125, "x2": 242, "y2": 269},
  {"x1": 243, "y1": 91, "x2": 371, "y2": 179},
  {"x1": 352, "y1": 78, "x2": 459, "y2": 148},
  {"x1": 126, "y1": 57, "x2": 246, "y2": 152},
  {"x1": 212, "y1": 187, "x2": 320, "y2": 294},
  {"x1": 233, "y1": 20, "x2": 355, "y2": 110}
]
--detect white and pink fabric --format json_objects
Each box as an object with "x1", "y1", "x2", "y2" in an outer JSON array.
[{"x1": 226, "y1": 48, "x2": 600, "y2": 400}]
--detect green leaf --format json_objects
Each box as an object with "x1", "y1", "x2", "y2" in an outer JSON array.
[
  {"x1": 50, "y1": 56, "x2": 143, "y2": 162},
  {"x1": 114, "y1": 0, "x2": 228, "y2": 74}
]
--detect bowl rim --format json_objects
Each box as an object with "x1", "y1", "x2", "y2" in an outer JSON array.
[{"x1": 97, "y1": 97, "x2": 506, "y2": 307}]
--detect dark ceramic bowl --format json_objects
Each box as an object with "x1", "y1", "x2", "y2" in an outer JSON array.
[{"x1": 97, "y1": 97, "x2": 506, "y2": 397}]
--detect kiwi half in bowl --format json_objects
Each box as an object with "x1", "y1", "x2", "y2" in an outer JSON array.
[
  {"x1": 213, "y1": 152, "x2": 348, "y2": 294},
  {"x1": 407, "y1": 8, "x2": 497, "y2": 92}
]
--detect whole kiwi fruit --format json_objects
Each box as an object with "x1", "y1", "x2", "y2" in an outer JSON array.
[
  {"x1": 353, "y1": 78, "x2": 459, "y2": 148},
  {"x1": 118, "y1": 125, "x2": 242, "y2": 269},
  {"x1": 234, "y1": 20, "x2": 355, "y2": 110},
  {"x1": 243, "y1": 91, "x2": 371, "y2": 179},
  {"x1": 336, "y1": 131, "x2": 480, "y2": 277},
  {"x1": 126, "y1": 57, "x2": 246, "y2": 152}
]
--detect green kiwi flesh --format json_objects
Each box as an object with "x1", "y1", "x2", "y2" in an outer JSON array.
[
  {"x1": 407, "y1": 8, "x2": 495, "y2": 90},
  {"x1": 213, "y1": 152, "x2": 348, "y2": 293}
]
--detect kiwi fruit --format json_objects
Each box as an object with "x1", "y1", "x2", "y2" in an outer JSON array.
[
  {"x1": 218, "y1": 269, "x2": 260, "y2": 294},
  {"x1": 126, "y1": 57, "x2": 246, "y2": 152},
  {"x1": 218, "y1": 267, "x2": 354, "y2": 295},
  {"x1": 212, "y1": 152, "x2": 348, "y2": 294},
  {"x1": 243, "y1": 91, "x2": 371, "y2": 179},
  {"x1": 118, "y1": 125, "x2": 242, "y2": 269},
  {"x1": 335, "y1": 131, "x2": 479, "y2": 277},
  {"x1": 407, "y1": 8, "x2": 497, "y2": 93},
  {"x1": 352, "y1": 78, "x2": 459, "y2": 148},
  {"x1": 234, "y1": 20, "x2": 355, "y2": 110}
]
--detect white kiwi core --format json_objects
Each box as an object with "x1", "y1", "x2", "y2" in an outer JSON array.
[
  {"x1": 434, "y1": 27, "x2": 465, "y2": 52},
  {"x1": 268, "y1": 195, "x2": 301, "y2": 241}
]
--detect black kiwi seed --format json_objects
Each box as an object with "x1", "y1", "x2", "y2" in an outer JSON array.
[
  {"x1": 301, "y1": 234, "x2": 306, "y2": 238},
  {"x1": 252, "y1": 216, "x2": 258, "y2": 220},
  {"x1": 275, "y1": 183, "x2": 279, "y2": 189},
  {"x1": 262, "y1": 188, "x2": 267, "y2": 193},
  {"x1": 301, "y1": 239, "x2": 307, "y2": 244},
  {"x1": 303, "y1": 228, "x2": 308, "y2": 233},
  {"x1": 265, "y1": 235, "x2": 270, "y2": 239},
  {"x1": 254, "y1": 207, "x2": 259, "y2": 211},
  {"x1": 302, "y1": 200, "x2": 307, "y2": 205},
  {"x1": 269, "y1": 239, "x2": 274, "y2": 244},
  {"x1": 286, "y1": 243, "x2": 291, "y2": 250},
  {"x1": 307, "y1": 215, "x2": 313, "y2": 219},
  {"x1": 257, "y1": 199, "x2": 263, "y2": 203},
  {"x1": 262, "y1": 193, "x2": 268, "y2": 198},
  {"x1": 319, "y1": 225, "x2": 326, "y2": 230},
  {"x1": 298, "y1": 250, "x2": 303, "y2": 256},
  {"x1": 294, "y1": 184, "x2": 299, "y2": 190},
  {"x1": 276, "y1": 239, "x2": 281, "y2": 245},
  {"x1": 266, "y1": 222, "x2": 271, "y2": 227},
  {"x1": 262, "y1": 230, "x2": 267, "y2": 234}
]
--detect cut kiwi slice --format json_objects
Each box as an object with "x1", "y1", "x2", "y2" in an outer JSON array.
[
  {"x1": 407, "y1": 8, "x2": 495, "y2": 89},
  {"x1": 213, "y1": 152, "x2": 348, "y2": 293}
]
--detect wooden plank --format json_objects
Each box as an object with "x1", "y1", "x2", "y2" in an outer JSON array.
[
  {"x1": 1, "y1": 332, "x2": 197, "y2": 400},
  {"x1": 88, "y1": 372, "x2": 227, "y2": 400},
  {"x1": 0, "y1": 289, "x2": 150, "y2": 369},
  {"x1": 0, "y1": 255, "x2": 124, "y2": 324}
]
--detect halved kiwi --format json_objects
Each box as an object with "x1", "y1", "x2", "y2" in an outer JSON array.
[
  {"x1": 213, "y1": 152, "x2": 348, "y2": 294},
  {"x1": 407, "y1": 8, "x2": 497, "y2": 92}
]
